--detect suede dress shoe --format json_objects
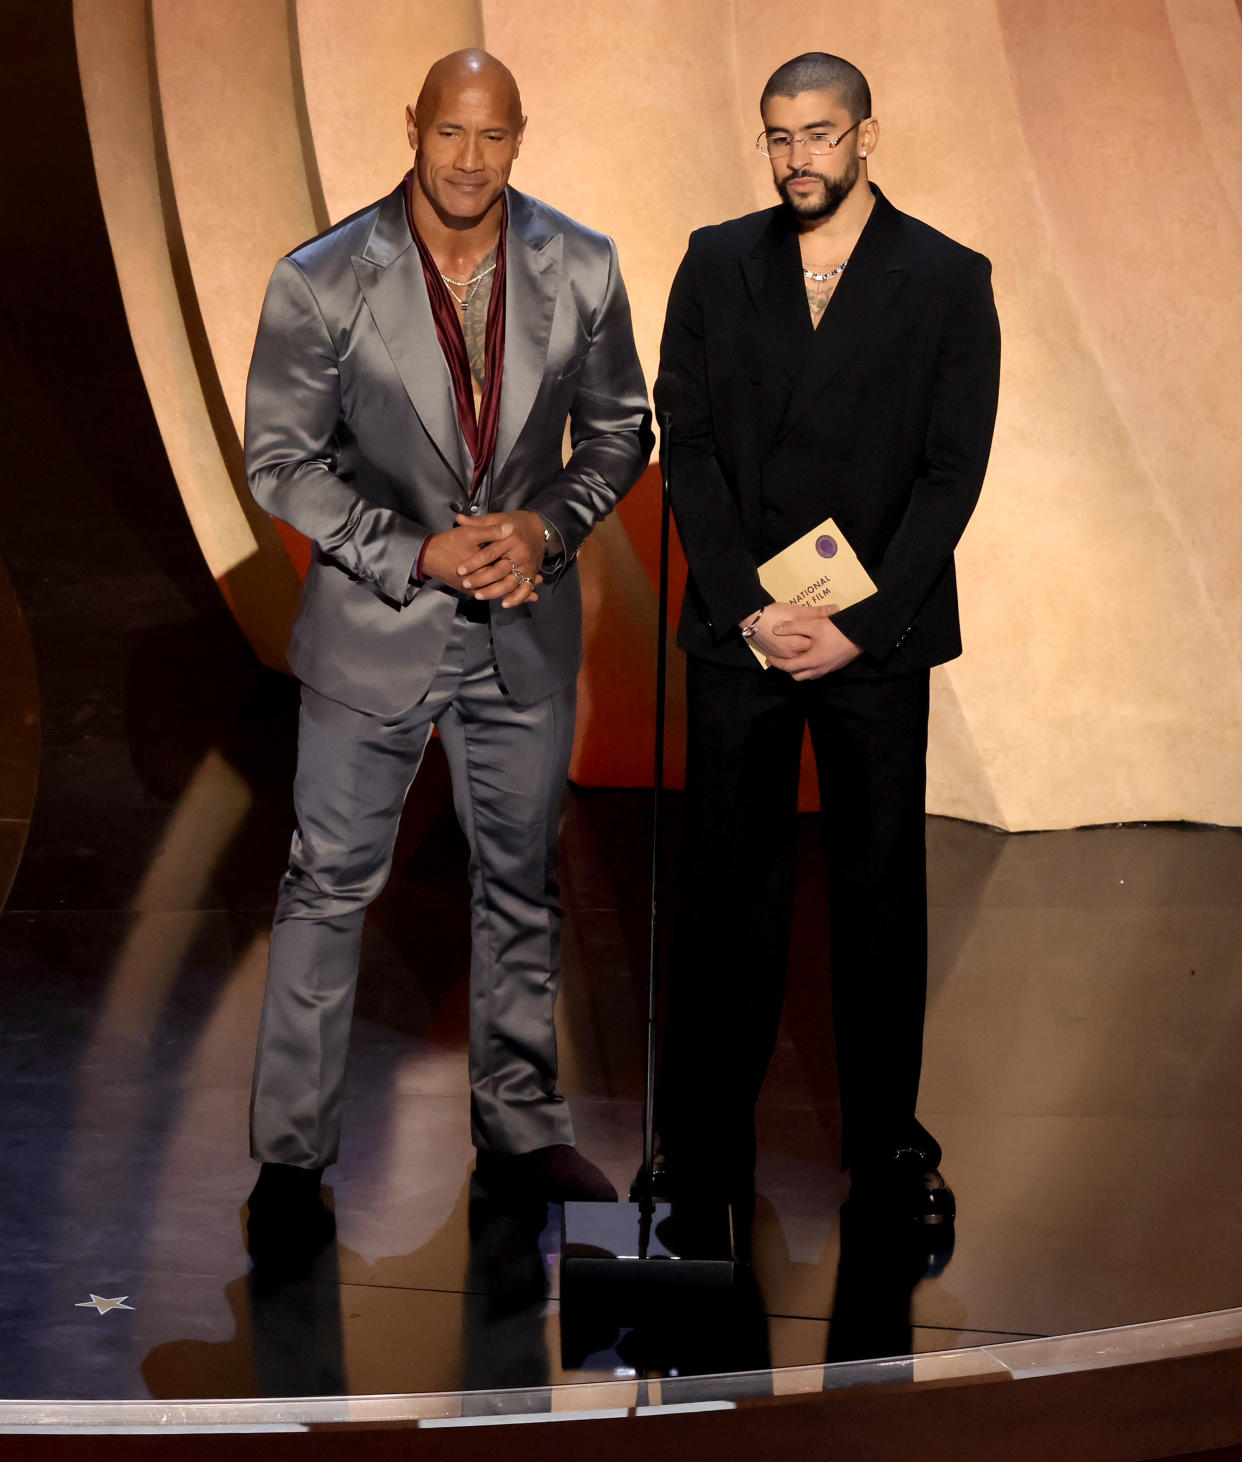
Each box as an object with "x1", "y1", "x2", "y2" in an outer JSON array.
[
  {"x1": 475, "y1": 1144, "x2": 618, "y2": 1203},
  {"x1": 246, "y1": 1162, "x2": 336, "y2": 1276}
]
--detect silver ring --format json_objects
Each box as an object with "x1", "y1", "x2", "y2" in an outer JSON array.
[{"x1": 507, "y1": 557, "x2": 534, "y2": 587}]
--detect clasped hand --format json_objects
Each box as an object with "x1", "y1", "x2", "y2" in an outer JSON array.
[
  {"x1": 420, "y1": 510, "x2": 546, "y2": 609},
  {"x1": 752, "y1": 603, "x2": 863, "y2": 681}
]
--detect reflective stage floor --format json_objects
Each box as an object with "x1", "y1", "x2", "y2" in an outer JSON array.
[{"x1": 4, "y1": 657, "x2": 1242, "y2": 1400}]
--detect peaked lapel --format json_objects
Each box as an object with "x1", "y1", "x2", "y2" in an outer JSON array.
[
  {"x1": 351, "y1": 186, "x2": 471, "y2": 488},
  {"x1": 492, "y1": 187, "x2": 561, "y2": 483},
  {"x1": 739, "y1": 209, "x2": 812, "y2": 388},
  {"x1": 774, "y1": 186, "x2": 908, "y2": 445}
]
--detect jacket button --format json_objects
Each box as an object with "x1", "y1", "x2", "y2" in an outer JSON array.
[{"x1": 764, "y1": 506, "x2": 779, "y2": 521}]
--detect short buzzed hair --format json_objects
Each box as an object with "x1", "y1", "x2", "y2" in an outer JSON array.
[{"x1": 761, "y1": 52, "x2": 872, "y2": 122}]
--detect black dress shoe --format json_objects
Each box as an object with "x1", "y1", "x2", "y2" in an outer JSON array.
[
  {"x1": 629, "y1": 1150, "x2": 674, "y2": 1202},
  {"x1": 629, "y1": 1152, "x2": 755, "y2": 1265},
  {"x1": 475, "y1": 1144, "x2": 618, "y2": 1203},
  {"x1": 849, "y1": 1147, "x2": 956, "y2": 1227},
  {"x1": 246, "y1": 1162, "x2": 336, "y2": 1276},
  {"x1": 630, "y1": 1134, "x2": 756, "y2": 1206}
]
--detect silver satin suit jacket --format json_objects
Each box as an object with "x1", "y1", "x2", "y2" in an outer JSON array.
[{"x1": 245, "y1": 183, "x2": 654, "y2": 715}]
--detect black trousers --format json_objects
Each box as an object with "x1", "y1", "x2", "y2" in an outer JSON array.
[{"x1": 656, "y1": 655, "x2": 932, "y2": 1178}]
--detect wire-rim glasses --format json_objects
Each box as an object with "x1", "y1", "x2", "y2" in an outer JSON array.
[{"x1": 756, "y1": 118, "x2": 865, "y2": 159}]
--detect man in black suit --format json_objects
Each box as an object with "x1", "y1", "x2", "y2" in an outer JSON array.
[{"x1": 653, "y1": 52, "x2": 1000, "y2": 1222}]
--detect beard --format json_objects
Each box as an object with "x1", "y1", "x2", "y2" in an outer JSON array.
[{"x1": 777, "y1": 151, "x2": 860, "y2": 221}]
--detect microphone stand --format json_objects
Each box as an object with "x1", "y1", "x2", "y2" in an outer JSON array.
[
  {"x1": 637, "y1": 405, "x2": 673, "y2": 1255},
  {"x1": 559, "y1": 394, "x2": 736, "y2": 1358}
]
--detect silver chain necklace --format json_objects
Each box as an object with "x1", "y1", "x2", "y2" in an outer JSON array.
[
  {"x1": 441, "y1": 276, "x2": 483, "y2": 310},
  {"x1": 803, "y1": 257, "x2": 850, "y2": 283},
  {"x1": 439, "y1": 261, "x2": 497, "y2": 310}
]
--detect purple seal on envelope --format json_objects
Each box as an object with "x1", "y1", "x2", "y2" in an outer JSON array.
[{"x1": 815, "y1": 535, "x2": 838, "y2": 559}]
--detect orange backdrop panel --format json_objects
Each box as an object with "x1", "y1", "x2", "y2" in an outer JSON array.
[{"x1": 75, "y1": 0, "x2": 1242, "y2": 830}]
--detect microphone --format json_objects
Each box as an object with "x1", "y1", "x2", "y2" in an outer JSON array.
[
  {"x1": 653, "y1": 371, "x2": 683, "y2": 484},
  {"x1": 653, "y1": 370, "x2": 683, "y2": 433}
]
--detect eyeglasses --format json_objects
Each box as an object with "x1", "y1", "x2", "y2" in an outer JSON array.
[{"x1": 755, "y1": 118, "x2": 864, "y2": 159}]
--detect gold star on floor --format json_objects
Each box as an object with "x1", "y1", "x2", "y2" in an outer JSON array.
[{"x1": 75, "y1": 1294, "x2": 135, "y2": 1315}]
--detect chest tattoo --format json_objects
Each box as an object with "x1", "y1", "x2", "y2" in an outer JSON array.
[
  {"x1": 461, "y1": 246, "x2": 498, "y2": 394},
  {"x1": 804, "y1": 273, "x2": 841, "y2": 329}
]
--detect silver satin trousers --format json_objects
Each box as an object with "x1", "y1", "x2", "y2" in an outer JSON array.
[{"x1": 249, "y1": 612, "x2": 577, "y2": 1168}]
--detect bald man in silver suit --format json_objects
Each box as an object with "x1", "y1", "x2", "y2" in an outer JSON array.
[{"x1": 243, "y1": 50, "x2": 652, "y2": 1262}]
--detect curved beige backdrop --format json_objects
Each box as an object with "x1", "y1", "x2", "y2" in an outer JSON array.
[{"x1": 74, "y1": 0, "x2": 1242, "y2": 831}]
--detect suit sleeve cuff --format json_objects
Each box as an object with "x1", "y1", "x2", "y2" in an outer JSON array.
[
  {"x1": 404, "y1": 535, "x2": 431, "y2": 604},
  {"x1": 535, "y1": 512, "x2": 565, "y2": 561},
  {"x1": 707, "y1": 582, "x2": 773, "y2": 643},
  {"x1": 828, "y1": 599, "x2": 889, "y2": 661}
]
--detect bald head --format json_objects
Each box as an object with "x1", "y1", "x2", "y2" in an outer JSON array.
[
  {"x1": 414, "y1": 49, "x2": 523, "y2": 131},
  {"x1": 406, "y1": 49, "x2": 526, "y2": 231}
]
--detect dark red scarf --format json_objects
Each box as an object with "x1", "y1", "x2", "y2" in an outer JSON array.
[{"x1": 403, "y1": 171, "x2": 507, "y2": 500}]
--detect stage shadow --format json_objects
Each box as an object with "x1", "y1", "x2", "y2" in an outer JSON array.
[
  {"x1": 142, "y1": 1243, "x2": 348, "y2": 1400},
  {"x1": 141, "y1": 1176, "x2": 557, "y2": 1401}
]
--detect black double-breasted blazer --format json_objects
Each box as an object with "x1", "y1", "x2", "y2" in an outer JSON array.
[{"x1": 658, "y1": 185, "x2": 1001, "y2": 677}]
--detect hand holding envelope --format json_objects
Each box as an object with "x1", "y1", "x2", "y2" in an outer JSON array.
[
  {"x1": 765, "y1": 604, "x2": 864, "y2": 680},
  {"x1": 748, "y1": 517, "x2": 876, "y2": 673}
]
